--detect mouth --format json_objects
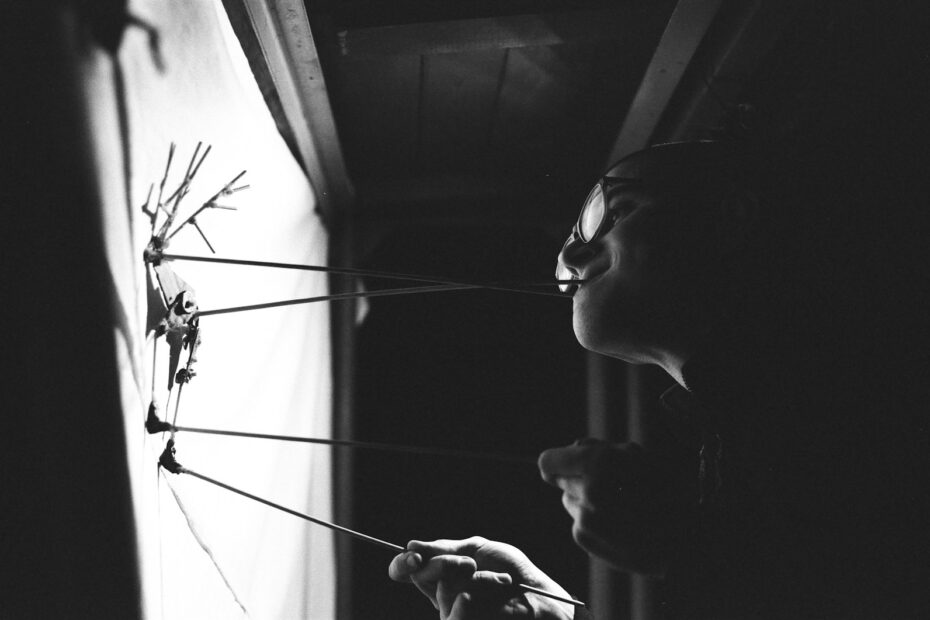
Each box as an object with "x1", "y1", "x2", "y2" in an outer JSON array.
[
  {"x1": 578, "y1": 268, "x2": 607, "y2": 289},
  {"x1": 569, "y1": 265, "x2": 611, "y2": 299}
]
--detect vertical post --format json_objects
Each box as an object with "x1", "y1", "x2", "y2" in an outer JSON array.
[
  {"x1": 586, "y1": 357, "x2": 669, "y2": 620},
  {"x1": 627, "y1": 364, "x2": 669, "y2": 620},
  {"x1": 330, "y1": 223, "x2": 357, "y2": 620},
  {"x1": 586, "y1": 352, "x2": 631, "y2": 619}
]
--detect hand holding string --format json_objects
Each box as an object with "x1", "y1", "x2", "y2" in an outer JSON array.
[
  {"x1": 389, "y1": 537, "x2": 577, "y2": 620},
  {"x1": 538, "y1": 439, "x2": 694, "y2": 576}
]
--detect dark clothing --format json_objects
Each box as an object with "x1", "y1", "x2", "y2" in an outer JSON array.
[{"x1": 654, "y1": 343, "x2": 930, "y2": 619}]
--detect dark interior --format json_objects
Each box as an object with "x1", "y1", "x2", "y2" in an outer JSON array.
[{"x1": 4, "y1": 1, "x2": 928, "y2": 618}]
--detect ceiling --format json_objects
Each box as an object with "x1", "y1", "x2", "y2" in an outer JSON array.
[
  {"x1": 221, "y1": 0, "x2": 807, "y2": 245},
  {"x1": 306, "y1": 0, "x2": 740, "y2": 235},
  {"x1": 311, "y1": 0, "x2": 677, "y2": 220},
  {"x1": 226, "y1": 0, "x2": 928, "y2": 257},
  {"x1": 216, "y1": 4, "x2": 929, "y2": 618}
]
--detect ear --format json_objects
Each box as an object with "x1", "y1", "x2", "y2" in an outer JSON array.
[{"x1": 712, "y1": 188, "x2": 761, "y2": 256}]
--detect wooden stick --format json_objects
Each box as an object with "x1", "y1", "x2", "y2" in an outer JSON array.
[
  {"x1": 515, "y1": 584, "x2": 586, "y2": 607},
  {"x1": 149, "y1": 418, "x2": 537, "y2": 465},
  {"x1": 184, "y1": 467, "x2": 405, "y2": 553},
  {"x1": 195, "y1": 284, "x2": 476, "y2": 317},
  {"x1": 159, "y1": 253, "x2": 577, "y2": 298},
  {"x1": 172, "y1": 464, "x2": 586, "y2": 608}
]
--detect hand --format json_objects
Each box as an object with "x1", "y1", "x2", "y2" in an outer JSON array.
[
  {"x1": 538, "y1": 439, "x2": 694, "y2": 576},
  {"x1": 388, "y1": 536, "x2": 575, "y2": 619}
]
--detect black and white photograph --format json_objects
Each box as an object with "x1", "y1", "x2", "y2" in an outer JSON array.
[{"x1": 4, "y1": 1, "x2": 929, "y2": 618}]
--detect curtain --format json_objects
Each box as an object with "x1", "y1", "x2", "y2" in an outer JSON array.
[{"x1": 85, "y1": 1, "x2": 334, "y2": 617}]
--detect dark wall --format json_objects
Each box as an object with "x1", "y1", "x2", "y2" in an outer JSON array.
[
  {"x1": 2, "y1": 5, "x2": 141, "y2": 619},
  {"x1": 341, "y1": 4, "x2": 930, "y2": 619},
  {"x1": 348, "y1": 225, "x2": 590, "y2": 619}
]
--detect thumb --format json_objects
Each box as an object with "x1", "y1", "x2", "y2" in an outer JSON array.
[{"x1": 444, "y1": 571, "x2": 520, "y2": 620}]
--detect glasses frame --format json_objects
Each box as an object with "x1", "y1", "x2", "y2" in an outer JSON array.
[
  {"x1": 573, "y1": 176, "x2": 644, "y2": 243},
  {"x1": 555, "y1": 176, "x2": 643, "y2": 292}
]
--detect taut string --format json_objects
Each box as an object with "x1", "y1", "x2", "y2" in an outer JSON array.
[
  {"x1": 146, "y1": 413, "x2": 536, "y2": 465},
  {"x1": 196, "y1": 284, "x2": 475, "y2": 317},
  {"x1": 159, "y1": 253, "x2": 578, "y2": 298},
  {"x1": 158, "y1": 441, "x2": 586, "y2": 609}
]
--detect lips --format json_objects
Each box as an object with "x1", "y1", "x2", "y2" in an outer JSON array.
[{"x1": 579, "y1": 268, "x2": 607, "y2": 289}]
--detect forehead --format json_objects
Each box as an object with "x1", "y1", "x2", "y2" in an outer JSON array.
[
  {"x1": 602, "y1": 182, "x2": 655, "y2": 204},
  {"x1": 604, "y1": 142, "x2": 747, "y2": 187}
]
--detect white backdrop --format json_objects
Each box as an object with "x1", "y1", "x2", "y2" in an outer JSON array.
[{"x1": 83, "y1": 1, "x2": 334, "y2": 617}]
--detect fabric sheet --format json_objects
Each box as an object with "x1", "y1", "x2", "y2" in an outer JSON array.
[{"x1": 84, "y1": 1, "x2": 334, "y2": 617}]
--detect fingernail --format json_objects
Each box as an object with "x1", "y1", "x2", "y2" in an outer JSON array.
[{"x1": 405, "y1": 552, "x2": 421, "y2": 570}]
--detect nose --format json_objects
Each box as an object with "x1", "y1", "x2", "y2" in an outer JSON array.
[{"x1": 556, "y1": 232, "x2": 596, "y2": 279}]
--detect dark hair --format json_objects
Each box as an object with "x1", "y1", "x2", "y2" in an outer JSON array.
[{"x1": 610, "y1": 142, "x2": 860, "y2": 356}]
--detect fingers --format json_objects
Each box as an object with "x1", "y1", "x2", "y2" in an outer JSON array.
[
  {"x1": 403, "y1": 555, "x2": 519, "y2": 618},
  {"x1": 402, "y1": 554, "x2": 477, "y2": 610},
  {"x1": 412, "y1": 554, "x2": 478, "y2": 587},
  {"x1": 406, "y1": 536, "x2": 490, "y2": 559},
  {"x1": 538, "y1": 439, "x2": 640, "y2": 485},
  {"x1": 538, "y1": 441, "x2": 642, "y2": 515},
  {"x1": 391, "y1": 537, "x2": 490, "y2": 583},
  {"x1": 560, "y1": 481, "x2": 586, "y2": 520},
  {"x1": 408, "y1": 536, "x2": 540, "y2": 580},
  {"x1": 539, "y1": 440, "x2": 691, "y2": 576},
  {"x1": 390, "y1": 538, "x2": 563, "y2": 618},
  {"x1": 571, "y1": 510, "x2": 672, "y2": 577},
  {"x1": 440, "y1": 570, "x2": 515, "y2": 618},
  {"x1": 537, "y1": 439, "x2": 603, "y2": 482},
  {"x1": 388, "y1": 550, "x2": 423, "y2": 582}
]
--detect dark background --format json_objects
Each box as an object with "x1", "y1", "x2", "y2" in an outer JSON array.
[
  {"x1": 3, "y1": 1, "x2": 930, "y2": 619},
  {"x1": 350, "y1": 226, "x2": 591, "y2": 618},
  {"x1": 336, "y1": 2, "x2": 930, "y2": 618}
]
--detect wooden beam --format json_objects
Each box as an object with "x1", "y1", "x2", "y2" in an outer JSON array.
[
  {"x1": 595, "y1": 3, "x2": 724, "y2": 618},
  {"x1": 605, "y1": 0, "x2": 724, "y2": 163},
  {"x1": 337, "y1": 9, "x2": 637, "y2": 57},
  {"x1": 240, "y1": 0, "x2": 353, "y2": 222},
  {"x1": 658, "y1": 0, "x2": 800, "y2": 142}
]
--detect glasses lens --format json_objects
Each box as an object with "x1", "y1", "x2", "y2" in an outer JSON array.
[{"x1": 579, "y1": 184, "x2": 605, "y2": 242}]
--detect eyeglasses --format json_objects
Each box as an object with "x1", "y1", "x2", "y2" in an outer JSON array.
[{"x1": 555, "y1": 176, "x2": 641, "y2": 292}]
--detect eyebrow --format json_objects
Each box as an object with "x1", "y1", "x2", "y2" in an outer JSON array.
[{"x1": 603, "y1": 184, "x2": 648, "y2": 204}]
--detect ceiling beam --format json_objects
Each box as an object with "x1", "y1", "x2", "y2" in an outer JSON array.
[
  {"x1": 239, "y1": 0, "x2": 353, "y2": 222},
  {"x1": 605, "y1": 0, "x2": 724, "y2": 163},
  {"x1": 336, "y1": 9, "x2": 639, "y2": 57},
  {"x1": 658, "y1": 0, "x2": 800, "y2": 142}
]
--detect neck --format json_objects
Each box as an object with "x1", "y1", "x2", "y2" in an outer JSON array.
[
  {"x1": 657, "y1": 351, "x2": 691, "y2": 389},
  {"x1": 651, "y1": 325, "x2": 711, "y2": 389}
]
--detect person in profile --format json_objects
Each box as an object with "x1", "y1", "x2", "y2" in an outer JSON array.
[{"x1": 388, "y1": 139, "x2": 929, "y2": 619}]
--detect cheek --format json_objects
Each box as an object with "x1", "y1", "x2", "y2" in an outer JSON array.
[
  {"x1": 623, "y1": 217, "x2": 700, "y2": 293},
  {"x1": 572, "y1": 301, "x2": 599, "y2": 351},
  {"x1": 571, "y1": 285, "x2": 604, "y2": 351},
  {"x1": 571, "y1": 272, "x2": 638, "y2": 353},
  {"x1": 569, "y1": 240, "x2": 680, "y2": 355},
  {"x1": 569, "y1": 208, "x2": 715, "y2": 355}
]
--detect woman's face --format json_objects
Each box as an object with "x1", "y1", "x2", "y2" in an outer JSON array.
[{"x1": 558, "y1": 184, "x2": 723, "y2": 366}]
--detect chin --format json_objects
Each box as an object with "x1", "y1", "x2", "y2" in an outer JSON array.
[
  {"x1": 572, "y1": 323, "x2": 599, "y2": 353},
  {"x1": 572, "y1": 311, "x2": 615, "y2": 355},
  {"x1": 572, "y1": 303, "x2": 646, "y2": 363}
]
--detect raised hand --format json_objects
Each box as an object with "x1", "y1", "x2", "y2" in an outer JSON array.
[
  {"x1": 538, "y1": 439, "x2": 694, "y2": 576},
  {"x1": 389, "y1": 536, "x2": 575, "y2": 619}
]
